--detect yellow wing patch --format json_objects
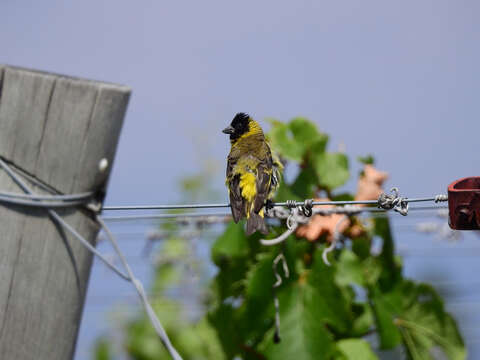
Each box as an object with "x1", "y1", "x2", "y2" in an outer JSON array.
[{"x1": 240, "y1": 172, "x2": 257, "y2": 202}]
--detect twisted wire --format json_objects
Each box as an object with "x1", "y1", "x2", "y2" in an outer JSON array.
[{"x1": 0, "y1": 158, "x2": 182, "y2": 360}]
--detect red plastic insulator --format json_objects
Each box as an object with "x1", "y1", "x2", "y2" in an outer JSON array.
[{"x1": 448, "y1": 177, "x2": 480, "y2": 230}]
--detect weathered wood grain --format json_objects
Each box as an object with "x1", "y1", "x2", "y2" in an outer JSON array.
[
  {"x1": 0, "y1": 68, "x2": 56, "y2": 174},
  {"x1": 0, "y1": 65, "x2": 130, "y2": 360}
]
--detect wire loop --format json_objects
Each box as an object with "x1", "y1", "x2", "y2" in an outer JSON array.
[
  {"x1": 378, "y1": 187, "x2": 409, "y2": 216},
  {"x1": 435, "y1": 194, "x2": 448, "y2": 203},
  {"x1": 300, "y1": 198, "x2": 313, "y2": 217},
  {"x1": 322, "y1": 215, "x2": 348, "y2": 266}
]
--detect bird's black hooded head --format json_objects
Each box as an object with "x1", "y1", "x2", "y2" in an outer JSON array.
[{"x1": 222, "y1": 113, "x2": 250, "y2": 142}]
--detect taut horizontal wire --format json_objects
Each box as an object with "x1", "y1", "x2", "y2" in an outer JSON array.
[
  {"x1": 103, "y1": 203, "x2": 232, "y2": 210},
  {"x1": 102, "y1": 212, "x2": 232, "y2": 221},
  {"x1": 102, "y1": 196, "x2": 446, "y2": 211},
  {"x1": 101, "y1": 206, "x2": 448, "y2": 222}
]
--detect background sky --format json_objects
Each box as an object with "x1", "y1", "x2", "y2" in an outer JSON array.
[{"x1": 2, "y1": 1, "x2": 480, "y2": 359}]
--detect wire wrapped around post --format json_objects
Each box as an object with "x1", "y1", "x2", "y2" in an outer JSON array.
[{"x1": 0, "y1": 158, "x2": 183, "y2": 360}]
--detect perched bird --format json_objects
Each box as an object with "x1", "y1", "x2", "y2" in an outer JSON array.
[{"x1": 223, "y1": 113, "x2": 282, "y2": 235}]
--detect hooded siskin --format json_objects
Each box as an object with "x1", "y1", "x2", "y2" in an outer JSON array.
[{"x1": 223, "y1": 113, "x2": 282, "y2": 235}]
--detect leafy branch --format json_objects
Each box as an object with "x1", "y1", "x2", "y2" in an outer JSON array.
[{"x1": 94, "y1": 117, "x2": 466, "y2": 360}]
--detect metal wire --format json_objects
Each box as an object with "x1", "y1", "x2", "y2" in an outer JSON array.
[
  {"x1": 100, "y1": 206, "x2": 449, "y2": 223},
  {"x1": 0, "y1": 158, "x2": 182, "y2": 360},
  {"x1": 102, "y1": 212, "x2": 232, "y2": 221},
  {"x1": 0, "y1": 159, "x2": 131, "y2": 279},
  {"x1": 0, "y1": 194, "x2": 94, "y2": 208},
  {"x1": 0, "y1": 190, "x2": 94, "y2": 201},
  {"x1": 102, "y1": 196, "x2": 447, "y2": 211},
  {"x1": 97, "y1": 217, "x2": 182, "y2": 360}
]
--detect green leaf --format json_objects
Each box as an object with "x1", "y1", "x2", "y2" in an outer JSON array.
[
  {"x1": 126, "y1": 300, "x2": 181, "y2": 359},
  {"x1": 373, "y1": 217, "x2": 401, "y2": 290},
  {"x1": 245, "y1": 254, "x2": 275, "y2": 302},
  {"x1": 332, "y1": 193, "x2": 355, "y2": 201},
  {"x1": 370, "y1": 286, "x2": 403, "y2": 349},
  {"x1": 211, "y1": 221, "x2": 248, "y2": 266},
  {"x1": 261, "y1": 281, "x2": 336, "y2": 360},
  {"x1": 396, "y1": 282, "x2": 466, "y2": 360},
  {"x1": 336, "y1": 339, "x2": 379, "y2": 360},
  {"x1": 233, "y1": 254, "x2": 277, "y2": 347},
  {"x1": 351, "y1": 303, "x2": 374, "y2": 336},
  {"x1": 370, "y1": 281, "x2": 466, "y2": 359},
  {"x1": 289, "y1": 117, "x2": 321, "y2": 144},
  {"x1": 208, "y1": 304, "x2": 243, "y2": 359},
  {"x1": 267, "y1": 120, "x2": 305, "y2": 161},
  {"x1": 335, "y1": 250, "x2": 365, "y2": 287},
  {"x1": 308, "y1": 135, "x2": 329, "y2": 155},
  {"x1": 243, "y1": 254, "x2": 276, "y2": 329},
  {"x1": 290, "y1": 117, "x2": 329, "y2": 155},
  {"x1": 212, "y1": 259, "x2": 249, "y2": 300},
  {"x1": 291, "y1": 166, "x2": 319, "y2": 199},
  {"x1": 210, "y1": 222, "x2": 252, "y2": 301},
  {"x1": 357, "y1": 154, "x2": 375, "y2": 165},
  {"x1": 174, "y1": 318, "x2": 226, "y2": 360},
  {"x1": 267, "y1": 118, "x2": 328, "y2": 162},
  {"x1": 275, "y1": 179, "x2": 302, "y2": 202},
  {"x1": 362, "y1": 257, "x2": 382, "y2": 286},
  {"x1": 335, "y1": 250, "x2": 382, "y2": 295},
  {"x1": 94, "y1": 338, "x2": 112, "y2": 360},
  {"x1": 313, "y1": 152, "x2": 349, "y2": 190},
  {"x1": 351, "y1": 235, "x2": 372, "y2": 260},
  {"x1": 309, "y1": 249, "x2": 354, "y2": 333}
]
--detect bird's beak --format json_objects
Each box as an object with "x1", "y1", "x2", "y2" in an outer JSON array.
[{"x1": 222, "y1": 126, "x2": 235, "y2": 134}]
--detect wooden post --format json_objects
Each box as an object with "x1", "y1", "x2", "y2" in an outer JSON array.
[{"x1": 0, "y1": 65, "x2": 130, "y2": 359}]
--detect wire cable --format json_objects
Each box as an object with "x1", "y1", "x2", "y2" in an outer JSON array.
[
  {"x1": 100, "y1": 206, "x2": 449, "y2": 223},
  {"x1": 0, "y1": 159, "x2": 131, "y2": 280},
  {"x1": 0, "y1": 190, "x2": 93, "y2": 201},
  {"x1": 0, "y1": 194, "x2": 94, "y2": 208},
  {"x1": 97, "y1": 216, "x2": 182, "y2": 360},
  {"x1": 102, "y1": 196, "x2": 446, "y2": 211},
  {"x1": 0, "y1": 158, "x2": 182, "y2": 360}
]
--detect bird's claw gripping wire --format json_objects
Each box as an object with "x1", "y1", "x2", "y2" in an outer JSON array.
[
  {"x1": 378, "y1": 187, "x2": 409, "y2": 216},
  {"x1": 272, "y1": 253, "x2": 289, "y2": 343},
  {"x1": 265, "y1": 199, "x2": 275, "y2": 211}
]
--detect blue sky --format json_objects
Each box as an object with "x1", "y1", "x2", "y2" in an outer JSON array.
[{"x1": 2, "y1": 1, "x2": 480, "y2": 358}]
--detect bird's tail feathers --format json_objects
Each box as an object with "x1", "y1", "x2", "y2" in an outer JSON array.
[{"x1": 246, "y1": 211, "x2": 268, "y2": 236}]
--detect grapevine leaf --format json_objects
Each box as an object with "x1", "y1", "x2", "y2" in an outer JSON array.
[
  {"x1": 261, "y1": 281, "x2": 336, "y2": 360},
  {"x1": 357, "y1": 154, "x2": 375, "y2": 165},
  {"x1": 267, "y1": 118, "x2": 328, "y2": 162},
  {"x1": 212, "y1": 221, "x2": 248, "y2": 266},
  {"x1": 396, "y1": 282, "x2": 466, "y2": 360},
  {"x1": 291, "y1": 166, "x2": 319, "y2": 199},
  {"x1": 309, "y1": 249, "x2": 354, "y2": 333},
  {"x1": 336, "y1": 339, "x2": 379, "y2": 360},
  {"x1": 313, "y1": 152, "x2": 349, "y2": 190}
]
